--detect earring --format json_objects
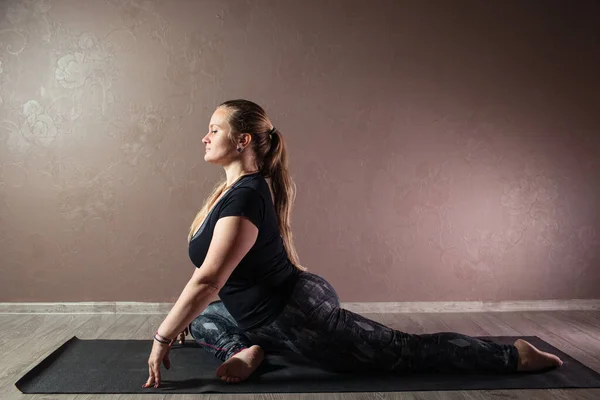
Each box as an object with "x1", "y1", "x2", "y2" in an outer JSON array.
[{"x1": 237, "y1": 146, "x2": 242, "y2": 153}]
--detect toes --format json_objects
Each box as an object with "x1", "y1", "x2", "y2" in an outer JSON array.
[
  {"x1": 216, "y1": 365, "x2": 228, "y2": 377},
  {"x1": 220, "y1": 375, "x2": 243, "y2": 383}
]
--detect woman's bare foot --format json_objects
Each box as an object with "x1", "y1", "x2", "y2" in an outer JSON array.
[
  {"x1": 215, "y1": 345, "x2": 264, "y2": 383},
  {"x1": 514, "y1": 339, "x2": 563, "y2": 372}
]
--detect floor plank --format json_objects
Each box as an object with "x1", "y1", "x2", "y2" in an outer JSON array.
[{"x1": 520, "y1": 311, "x2": 600, "y2": 364}]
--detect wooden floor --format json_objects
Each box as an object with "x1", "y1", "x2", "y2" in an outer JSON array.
[{"x1": 2, "y1": 310, "x2": 600, "y2": 399}]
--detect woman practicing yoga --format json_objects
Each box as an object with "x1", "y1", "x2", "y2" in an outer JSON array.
[{"x1": 143, "y1": 99, "x2": 562, "y2": 388}]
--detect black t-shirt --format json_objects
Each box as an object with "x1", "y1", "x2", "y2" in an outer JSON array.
[{"x1": 188, "y1": 172, "x2": 301, "y2": 331}]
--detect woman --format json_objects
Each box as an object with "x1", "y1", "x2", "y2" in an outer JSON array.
[{"x1": 143, "y1": 99, "x2": 562, "y2": 389}]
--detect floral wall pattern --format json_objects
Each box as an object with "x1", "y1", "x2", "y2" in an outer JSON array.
[{"x1": 1, "y1": 0, "x2": 599, "y2": 302}]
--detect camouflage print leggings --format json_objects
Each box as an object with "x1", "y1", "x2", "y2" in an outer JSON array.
[{"x1": 189, "y1": 271, "x2": 519, "y2": 373}]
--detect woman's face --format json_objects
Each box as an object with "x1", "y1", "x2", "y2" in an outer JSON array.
[{"x1": 202, "y1": 108, "x2": 235, "y2": 165}]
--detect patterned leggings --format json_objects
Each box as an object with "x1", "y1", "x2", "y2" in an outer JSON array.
[{"x1": 189, "y1": 271, "x2": 519, "y2": 373}]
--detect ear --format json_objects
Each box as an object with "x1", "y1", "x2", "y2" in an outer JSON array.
[{"x1": 240, "y1": 133, "x2": 253, "y2": 146}]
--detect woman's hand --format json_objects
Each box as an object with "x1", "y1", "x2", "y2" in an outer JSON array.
[
  {"x1": 142, "y1": 339, "x2": 172, "y2": 389},
  {"x1": 178, "y1": 326, "x2": 189, "y2": 345},
  {"x1": 142, "y1": 327, "x2": 190, "y2": 389}
]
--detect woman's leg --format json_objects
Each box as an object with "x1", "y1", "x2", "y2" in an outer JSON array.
[
  {"x1": 247, "y1": 272, "x2": 519, "y2": 374},
  {"x1": 189, "y1": 300, "x2": 254, "y2": 362}
]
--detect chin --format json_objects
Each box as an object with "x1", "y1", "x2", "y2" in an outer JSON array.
[{"x1": 203, "y1": 154, "x2": 221, "y2": 165}]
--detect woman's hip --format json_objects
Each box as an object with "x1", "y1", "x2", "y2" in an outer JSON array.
[
  {"x1": 245, "y1": 271, "x2": 341, "y2": 339},
  {"x1": 288, "y1": 271, "x2": 340, "y2": 313}
]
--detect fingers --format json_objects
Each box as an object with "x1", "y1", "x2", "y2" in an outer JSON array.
[
  {"x1": 155, "y1": 366, "x2": 161, "y2": 387},
  {"x1": 179, "y1": 327, "x2": 189, "y2": 344},
  {"x1": 143, "y1": 364, "x2": 161, "y2": 388},
  {"x1": 142, "y1": 366, "x2": 154, "y2": 388}
]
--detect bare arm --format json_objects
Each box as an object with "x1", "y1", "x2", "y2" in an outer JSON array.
[{"x1": 155, "y1": 215, "x2": 259, "y2": 341}]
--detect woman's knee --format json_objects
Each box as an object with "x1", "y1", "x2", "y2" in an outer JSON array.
[
  {"x1": 202, "y1": 300, "x2": 225, "y2": 315},
  {"x1": 190, "y1": 301, "x2": 235, "y2": 339}
]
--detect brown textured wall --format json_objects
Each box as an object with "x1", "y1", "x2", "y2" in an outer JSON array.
[{"x1": 1, "y1": 0, "x2": 599, "y2": 303}]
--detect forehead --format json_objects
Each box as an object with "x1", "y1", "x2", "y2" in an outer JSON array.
[{"x1": 209, "y1": 108, "x2": 231, "y2": 126}]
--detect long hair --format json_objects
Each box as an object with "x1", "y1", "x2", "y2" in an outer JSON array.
[{"x1": 187, "y1": 99, "x2": 306, "y2": 271}]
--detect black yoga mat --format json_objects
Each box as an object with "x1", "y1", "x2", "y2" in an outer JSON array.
[{"x1": 15, "y1": 335, "x2": 600, "y2": 394}]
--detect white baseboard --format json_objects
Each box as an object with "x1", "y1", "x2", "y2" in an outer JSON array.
[{"x1": 0, "y1": 299, "x2": 599, "y2": 314}]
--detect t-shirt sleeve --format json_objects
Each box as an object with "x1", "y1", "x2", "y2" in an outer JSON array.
[{"x1": 218, "y1": 187, "x2": 265, "y2": 230}]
